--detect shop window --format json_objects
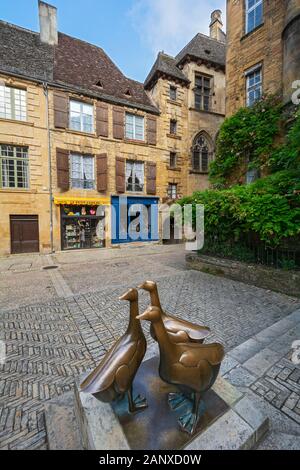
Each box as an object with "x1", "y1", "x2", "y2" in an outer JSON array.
[
  {"x1": 194, "y1": 74, "x2": 211, "y2": 111},
  {"x1": 170, "y1": 152, "x2": 177, "y2": 169},
  {"x1": 125, "y1": 113, "x2": 144, "y2": 141},
  {"x1": 70, "y1": 154, "x2": 95, "y2": 189},
  {"x1": 246, "y1": 0, "x2": 263, "y2": 34},
  {"x1": 169, "y1": 85, "x2": 177, "y2": 101},
  {"x1": 0, "y1": 144, "x2": 29, "y2": 188},
  {"x1": 168, "y1": 183, "x2": 177, "y2": 200},
  {"x1": 126, "y1": 161, "x2": 144, "y2": 192},
  {"x1": 192, "y1": 134, "x2": 210, "y2": 172},
  {"x1": 70, "y1": 100, "x2": 94, "y2": 133},
  {"x1": 0, "y1": 85, "x2": 27, "y2": 121},
  {"x1": 246, "y1": 65, "x2": 262, "y2": 106},
  {"x1": 62, "y1": 205, "x2": 105, "y2": 250}
]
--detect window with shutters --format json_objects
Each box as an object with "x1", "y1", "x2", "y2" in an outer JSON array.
[
  {"x1": 126, "y1": 161, "x2": 144, "y2": 192},
  {"x1": 125, "y1": 113, "x2": 145, "y2": 141},
  {"x1": 167, "y1": 183, "x2": 177, "y2": 200},
  {"x1": 70, "y1": 154, "x2": 95, "y2": 189},
  {"x1": 246, "y1": 65, "x2": 262, "y2": 106},
  {"x1": 246, "y1": 0, "x2": 263, "y2": 34},
  {"x1": 170, "y1": 119, "x2": 177, "y2": 135},
  {"x1": 194, "y1": 74, "x2": 211, "y2": 111},
  {"x1": 169, "y1": 85, "x2": 177, "y2": 101},
  {"x1": 0, "y1": 145, "x2": 29, "y2": 188},
  {"x1": 0, "y1": 85, "x2": 26, "y2": 121},
  {"x1": 170, "y1": 152, "x2": 177, "y2": 169},
  {"x1": 70, "y1": 100, "x2": 94, "y2": 133},
  {"x1": 192, "y1": 134, "x2": 210, "y2": 173}
]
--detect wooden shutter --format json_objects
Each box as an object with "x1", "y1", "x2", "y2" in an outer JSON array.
[
  {"x1": 147, "y1": 162, "x2": 157, "y2": 195},
  {"x1": 147, "y1": 115, "x2": 157, "y2": 145},
  {"x1": 115, "y1": 157, "x2": 125, "y2": 193},
  {"x1": 96, "y1": 154, "x2": 108, "y2": 192},
  {"x1": 53, "y1": 92, "x2": 69, "y2": 129},
  {"x1": 96, "y1": 102, "x2": 109, "y2": 137},
  {"x1": 56, "y1": 148, "x2": 69, "y2": 191},
  {"x1": 113, "y1": 107, "x2": 124, "y2": 140}
]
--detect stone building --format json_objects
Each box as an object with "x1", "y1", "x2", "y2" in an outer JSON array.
[
  {"x1": 226, "y1": 0, "x2": 300, "y2": 115},
  {"x1": 0, "y1": 2, "x2": 225, "y2": 255}
]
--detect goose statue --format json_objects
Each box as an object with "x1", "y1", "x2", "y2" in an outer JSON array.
[
  {"x1": 80, "y1": 288, "x2": 147, "y2": 413},
  {"x1": 137, "y1": 306, "x2": 224, "y2": 434},
  {"x1": 139, "y1": 280, "x2": 210, "y2": 344}
]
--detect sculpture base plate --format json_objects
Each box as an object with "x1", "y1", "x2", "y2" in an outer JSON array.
[{"x1": 111, "y1": 356, "x2": 229, "y2": 450}]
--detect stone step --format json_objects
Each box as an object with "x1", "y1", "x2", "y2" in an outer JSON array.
[{"x1": 44, "y1": 392, "x2": 83, "y2": 450}]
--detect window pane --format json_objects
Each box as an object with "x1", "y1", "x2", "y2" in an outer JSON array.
[
  {"x1": 70, "y1": 100, "x2": 94, "y2": 133},
  {"x1": 125, "y1": 113, "x2": 134, "y2": 139},
  {"x1": 135, "y1": 116, "x2": 144, "y2": 141},
  {"x1": 193, "y1": 151, "x2": 200, "y2": 170},
  {"x1": 0, "y1": 145, "x2": 29, "y2": 188}
]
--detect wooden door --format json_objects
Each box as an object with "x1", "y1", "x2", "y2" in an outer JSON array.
[{"x1": 10, "y1": 215, "x2": 39, "y2": 254}]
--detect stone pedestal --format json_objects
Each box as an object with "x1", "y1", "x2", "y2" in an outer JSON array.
[{"x1": 45, "y1": 344, "x2": 269, "y2": 450}]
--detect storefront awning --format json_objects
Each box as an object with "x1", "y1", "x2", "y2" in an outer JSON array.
[{"x1": 54, "y1": 196, "x2": 110, "y2": 206}]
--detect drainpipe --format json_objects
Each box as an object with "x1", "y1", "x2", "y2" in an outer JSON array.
[{"x1": 43, "y1": 82, "x2": 54, "y2": 253}]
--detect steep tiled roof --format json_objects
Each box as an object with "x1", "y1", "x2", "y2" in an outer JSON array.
[
  {"x1": 144, "y1": 52, "x2": 190, "y2": 89},
  {"x1": 176, "y1": 33, "x2": 226, "y2": 67},
  {"x1": 0, "y1": 21, "x2": 53, "y2": 81},
  {"x1": 54, "y1": 33, "x2": 157, "y2": 113},
  {"x1": 0, "y1": 22, "x2": 158, "y2": 113}
]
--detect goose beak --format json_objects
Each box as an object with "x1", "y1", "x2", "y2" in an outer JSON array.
[
  {"x1": 136, "y1": 313, "x2": 147, "y2": 321},
  {"x1": 119, "y1": 292, "x2": 128, "y2": 301}
]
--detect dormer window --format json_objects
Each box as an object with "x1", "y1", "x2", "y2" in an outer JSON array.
[
  {"x1": 95, "y1": 80, "x2": 103, "y2": 88},
  {"x1": 125, "y1": 89, "x2": 132, "y2": 97}
]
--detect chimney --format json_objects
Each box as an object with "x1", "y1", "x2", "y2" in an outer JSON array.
[
  {"x1": 209, "y1": 10, "x2": 226, "y2": 42},
  {"x1": 39, "y1": 1, "x2": 58, "y2": 45}
]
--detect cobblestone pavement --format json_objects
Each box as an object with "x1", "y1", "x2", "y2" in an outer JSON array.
[
  {"x1": 0, "y1": 245, "x2": 300, "y2": 449},
  {"x1": 222, "y1": 310, "x2": 300, "y2": 448}
]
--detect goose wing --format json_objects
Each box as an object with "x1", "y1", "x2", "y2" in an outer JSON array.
[{"x1": 80, "y1": 338, "x2": 137, "y2": 394}]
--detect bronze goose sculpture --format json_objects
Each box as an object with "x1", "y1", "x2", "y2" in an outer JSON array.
[
  {"x1": 137, "y1": 306, "x2": 224, "y2": 434},
  {"x1": 80, "y1": 288, "x2": 147, "y2": 413},
  {"x1": 139, "y1": 280, "x2": 210, "y2": 344}
]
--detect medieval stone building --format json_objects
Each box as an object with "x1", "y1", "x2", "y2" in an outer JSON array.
[
  {"x1": 0, "y1": 2, "x2": 225, "y2": 255},
  {"x1": 226, "y1": 0, "x2": 300, "y2": 115}
]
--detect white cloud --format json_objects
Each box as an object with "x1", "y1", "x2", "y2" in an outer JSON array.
[{"x1": 129, "y1": 0, "x2": 226, "y2": 58}]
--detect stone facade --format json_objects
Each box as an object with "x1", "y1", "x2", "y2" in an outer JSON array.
[
  {"x1": 0, "y1": 3, "x2": 226, "y2": 255},
  {"x1": 226, "y1": 0, "x2": 300, "y2": 115}
]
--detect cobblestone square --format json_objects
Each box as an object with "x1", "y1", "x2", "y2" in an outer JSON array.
[{"x1": 0, "y1": 245, "x2": 299, "y2": 449}]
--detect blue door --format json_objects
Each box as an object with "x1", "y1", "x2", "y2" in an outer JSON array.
[{"x1": 111, "y1": 196, "x2": 159, "y2": 244}]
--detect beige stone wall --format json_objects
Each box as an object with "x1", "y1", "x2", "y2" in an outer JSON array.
[
  {"x1": 226, "y1": 0, "x2": 285, "y2": 116},
  {"x1": 148, "y1": 60, "x2": 225, "y2": 198},
  {"x1": 0, "y1": 56, "x2": 225, "y2": 254},
  {"x1": 0, "y1": 75, "x2": 51, "y2": 255}
]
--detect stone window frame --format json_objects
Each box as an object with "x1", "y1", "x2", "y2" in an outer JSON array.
[
  {"x1": 167, "y1": 182, "x2": 178, "y2": 200},
  {"x1": 245, "y1": 0, "x2": 264, "y2": 35},
  {"x1": 191, "y1": 131, "x2": 213, "y2": 174},
  {"x1": 0, "y1": 84, "x2": 27, "y2": 122},
  {"x1": 70, "y1": 153, "x2": 95, "y2": 190},
  {"x1": 245, "y1": 63, "x2": 263, "y2": 107},
  {"x1": 125, "y1": 113, "x2": 145, "y2": 141},
  {"x1": 69, "y1": 99, "x2": 94, "y2": 134},
  {"x1": 194, "y1": 73, "x2": 213, "y2": 112},
  {"x1": 0, "y1": 144, "x2": 29, "y2": 189}
]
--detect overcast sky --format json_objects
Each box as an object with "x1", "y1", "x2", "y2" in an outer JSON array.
[{"x1": 1, "y1": 0, "x2": 226, "y2": 82}]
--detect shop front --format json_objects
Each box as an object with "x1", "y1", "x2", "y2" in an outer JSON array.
[
  {"x1": 54, "y1": 197, "x2": 110, "y2": 251},
  {"x1": 111, "y1": 196, "x2": 159, "y2": 244}
]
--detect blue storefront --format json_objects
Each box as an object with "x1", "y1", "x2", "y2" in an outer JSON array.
[{"x1": 111, "y1": 196, "x2": 159, "y2": 244}]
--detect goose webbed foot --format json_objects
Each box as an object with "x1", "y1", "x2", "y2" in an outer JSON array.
[
  {"x1": 178, "y1": 393, "x2": 205, "y2": 435},
  {"x1": 168, "y1": 392, "x2": 188, "y2": 410},
  {"x1": 128, "y1": 389, "x2": 148, "y2": 413},
  {"x1": 179, "y1": 411, "x2": 198, "y2": 435}
]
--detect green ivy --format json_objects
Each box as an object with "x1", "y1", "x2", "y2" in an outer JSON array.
[{"x1": 209, "y1": 95, "x2": 283, "y2": 187}]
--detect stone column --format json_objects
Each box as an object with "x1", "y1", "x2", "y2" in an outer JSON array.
[{"x1": 282, "y1": 0, "x2": 300, "y2": 104}]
